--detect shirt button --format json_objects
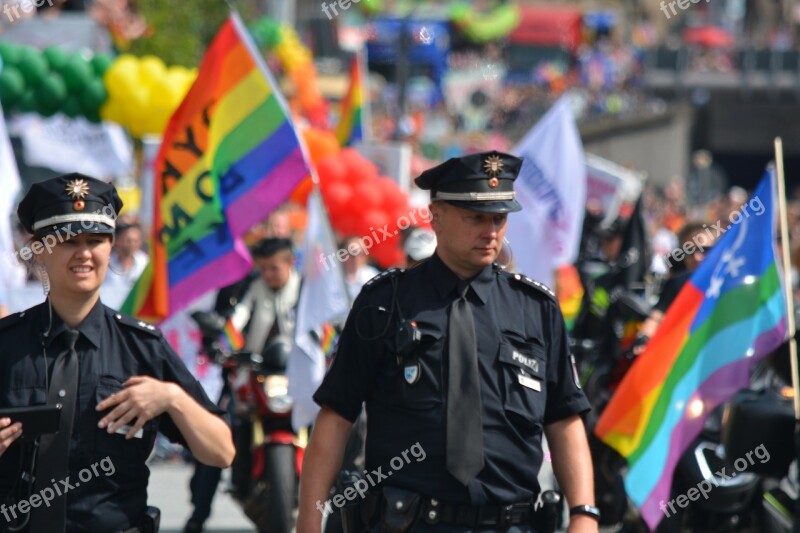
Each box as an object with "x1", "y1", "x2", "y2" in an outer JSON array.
[
  {"x1": 58, "y1": 390, "x2": 66, "y2": 398},
  {"x1": 428, "y1": 509, "x2": 438, "y2": 520}
]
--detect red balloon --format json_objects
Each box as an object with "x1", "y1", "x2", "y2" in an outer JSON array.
[
  {"x1": 371, "y1": 239, "x2": 405, "y2": 269},
  {"x1": 353, "y1": 182, "x2": 384, "y2": 211},
  {"x1": 340, "y1": 148, "x2": 378, "y2": 183},
  {"x1": 334, "y1": 213, "x2": 361, "y2": 237},
  {"x1": 359, "y1": 209, "x2": 391, "y2": 236},
  {"x1": 377, "y1": 178, "x2": 407, "y2": 211},
  {"x1": 322, "y1": 182, "x2": 353, "y2": 217},
  {"x1": 317, "y1": 157, "x2": 346, "y2": 184}
]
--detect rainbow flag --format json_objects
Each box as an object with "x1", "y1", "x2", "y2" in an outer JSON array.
[
  {"x1": 220, "y1": 317, "x2": 245, "y2": 352},
  {"x1": 595, "y1": 171, "x2": 788, "y2": 530},
  {"x1": 335, "y1": 54, "x2": 365, "y2": 146},
  {"x1": 122, "y1": 13, "x2": 310, "y2": 320}
]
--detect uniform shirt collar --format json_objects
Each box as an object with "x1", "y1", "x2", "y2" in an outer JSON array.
[
  {"x1": 43, "y1": 298, "x2": 104, "y2": 349},
  {"x1": 429, "y1": 252, "x2": 495, "y2": 304}
]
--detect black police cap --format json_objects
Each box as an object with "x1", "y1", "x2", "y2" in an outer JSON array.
[
  {"x1": 414, "y1": 151, "x2": 523, "y2": 213},
  {"x1": 17, "y1": 173, "x2": 123, "y2": 237}
]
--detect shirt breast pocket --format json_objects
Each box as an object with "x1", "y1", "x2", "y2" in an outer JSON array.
[
  {"x1": 95, "y1": 375, "x2": 156, "y2": 463},
  {"x1": 379, "y1": 325, "x2": 443, "y2": 410},
  {"x1": 497, "y1": 336, "x2": 547, "y2": 430}
]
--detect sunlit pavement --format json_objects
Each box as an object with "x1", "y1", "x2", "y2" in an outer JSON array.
[{"x1": 148, "y1": 461, "x2": 255, "y2": 533}]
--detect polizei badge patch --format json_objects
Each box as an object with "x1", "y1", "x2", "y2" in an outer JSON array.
[{"x1": 404, "y1": 363, "x2": 420, "y2": 384}]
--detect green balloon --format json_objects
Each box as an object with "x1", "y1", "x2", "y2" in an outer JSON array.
[
  {"x1": 61, "y1": 56, "x2": 93, "y2": 91},
  {"x1": 91, "y1": 54, "x2": 114, "y2": 77},
  {"x1": 17, "y1": 47, "x2": 48, "y2": 86},
  {"x1": 84, "y1": 106, "x2": 101, "y2": 123},
  {"x1": 35, "y1": 73, "x2": 67, "y2": 108},
  {"x1": 0, "y1": 42, "x2": 20, "y2": 68},
  {"x1": 18, "y1": 89, "x2": 36, "y2": 112},
  {"x1": 43, "y1": 47, "x2": 68, "y2": 72},
  {"x1": 79, "y1": 77, "x2": 108, "y2": 114},
  {"x1": 62, "y1": 95, "x2": 82, "y2": 118},
  {"x1": 0, "y1": 66, "x2": 26, "y2": 106},
  {"x1": 251, "y1": 18, "x2": 281, "y2": 48},
  {"x1": 35, "y1": 96, "x2": 59, "y2": 117}
]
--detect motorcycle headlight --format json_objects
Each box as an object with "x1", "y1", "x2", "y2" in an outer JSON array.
[{"x1": 264, "y1": 375, "x2": 293, "y2": 414}]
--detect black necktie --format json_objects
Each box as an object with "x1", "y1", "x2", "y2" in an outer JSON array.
[
  {"x1": 30, "y1": 329, "x2": 80, "y2": 533},
  {"x1": 446, "y1": 281, "x2": 484, "y2": 484}
]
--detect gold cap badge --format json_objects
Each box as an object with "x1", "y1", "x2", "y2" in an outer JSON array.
[
  {"x1": 66, "y1": 179, "x2": 90, "y2": 200},
  {"x1": 66, "y1": 178, "x2": 90, "y2": 211},
  {"x1": 483, "y1": 154, "x2": 504, "y2": 178}
]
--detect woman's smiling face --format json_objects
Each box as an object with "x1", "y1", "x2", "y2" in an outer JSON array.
[{"x1": 37, "y1": 232, "x2": 113, "y2": 300}]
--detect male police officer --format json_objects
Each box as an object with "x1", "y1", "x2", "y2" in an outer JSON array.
[{"x1": 297, "y1": 152, "x2": 599, "y2": 532}]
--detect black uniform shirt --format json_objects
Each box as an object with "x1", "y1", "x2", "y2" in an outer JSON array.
[
  {"x1": 314, "y1": 253, "x2": 590, "y2": 505},
  {"x1": 0, "y1": 299, "x2": 222, "y2": 532}
]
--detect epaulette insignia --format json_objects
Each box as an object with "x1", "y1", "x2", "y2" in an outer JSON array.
[
  {"x1": 507, "y1": 272, "x2": 556, "y2": 299},
  {"x1": 363, "y1": 268, "x2": 406, "y2": 291},
  {"x1": 0, "y1": 311, "x2": 26, "y2": 331},
  {"x1": 114, "y1": 313, "x2": 161, "y2": 337}
]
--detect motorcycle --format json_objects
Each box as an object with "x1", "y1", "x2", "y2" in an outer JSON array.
[
  {"x1": 571, "y1": 290, "x2": 653, "y2": 529},
  {"x1": 654, "y1": 359, "x2": 797, "y2": 533},
  {"x1": 192, "y1": 311, "x2": 305, "y2": 533}
]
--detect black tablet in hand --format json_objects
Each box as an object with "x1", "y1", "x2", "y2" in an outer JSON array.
[{"x1": 0, "y1": 405, "x2": 60, "y2": 436}]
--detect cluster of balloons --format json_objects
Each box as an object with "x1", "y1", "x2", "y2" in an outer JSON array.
[
  {"x1": 449, "y1": 2, "x2": 521, "y2": 43},
  {"x1": 290, "y1": 128, "x2": 427, "y2": 268},
  {"x1": 250, "y1": 17, "x2": 328, "y2": 128},
  {"x1": 0, "y1": 43, "x2": 111, "y2": 121},
  {"x1": 101, "y1": 55, "x2": 197, "y2": 138}
]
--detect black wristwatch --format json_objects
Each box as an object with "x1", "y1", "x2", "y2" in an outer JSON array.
[{"x1": 570, "y1": 504, "x2": 601, "y2": 521}]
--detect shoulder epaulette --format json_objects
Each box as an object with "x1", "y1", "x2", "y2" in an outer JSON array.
[
  {"x1": 504, "y1": 271, "x2": 556, "y2": 300},
  {"x1": 362, "y1": 268, "x2": 406, "y2": 292},
  {"x1": 112, "y1": 312, "x2": 161, "y2": 337},
  {"x1": 0, "y1": 311, "x2": 27, "y2": 331}
]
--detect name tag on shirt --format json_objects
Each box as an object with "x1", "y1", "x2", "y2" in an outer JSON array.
[{"x1": 518, "y1": 373, "x2": 542, "y2": 392}]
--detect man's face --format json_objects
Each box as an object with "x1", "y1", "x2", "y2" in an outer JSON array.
[
  {"x1": 430, "y1": 202, "x2": 508, "y2": 276},
  {"x1": 115, "y1": 227, "x2": 142, "y2": 256},
  {"x1": 254, "y1": 251, "x2": 294, "y2": 290}
]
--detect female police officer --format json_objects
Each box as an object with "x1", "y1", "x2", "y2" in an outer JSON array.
[
  {"x1": 298, "y1": 152, "x2": 598, "y2": 532},
  {"x1": 0, "y1": 173, "x2": 234, "y2": 532}
]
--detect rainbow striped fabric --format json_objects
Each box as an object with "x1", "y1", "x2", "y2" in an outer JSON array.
[
  {"x1": 335, "y1": 54, "x2": 364, "y2": 146},
  {"x1": 595, "y1": 171, "x2": 788, "y2": 530},
  {"x1": 220, "y1": 317, "x2": 245, "y2": 352},
  {"x1": 122, "y1": 13, "x2": 310, "y2": 320}
]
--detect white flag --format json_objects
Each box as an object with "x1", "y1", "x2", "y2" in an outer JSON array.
[
  {"x1": 0, "y1": 102, "x2": 23, "y2": 290},
  {"x1": 507, "y1": 96, "x2": 586, "y2": 288},
  {"x1": 288, "y1": 191, "x2": 350, "y2": 430},
  {"x1": 13, "y1": 113, "x2": 133, "y2": 178}
]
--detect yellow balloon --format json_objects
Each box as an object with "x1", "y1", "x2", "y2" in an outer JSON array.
[
  {"x1": 138, "y1": 55, "x2": 167, "y2": 87},
  {"x1": 100, "y1": 98, "x2": 128, "y2": 126},
  {"x1": 105, "y1": 62, "x2": 139, "y2": 100}
]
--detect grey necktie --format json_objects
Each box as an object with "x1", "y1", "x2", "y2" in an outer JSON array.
[
  {"x1": 446, "y1": 281, "x2": 484, "y2": 484},
  {"x1": 30, "y1": 329, "x2": 80, "y2": 533}
]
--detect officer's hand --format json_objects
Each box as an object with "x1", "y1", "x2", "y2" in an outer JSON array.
[
  {"x1": 0, "y1": 418, "x2": 22, "y2": 457},
  {"x1": 96, "y1": 376, "x2": 178, "y2": 440}
]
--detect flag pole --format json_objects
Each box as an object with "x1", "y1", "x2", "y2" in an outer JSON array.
[
  {"x1": 774, "y1": 138, "x2": 800, "y2": 527},
  {"x1": 357, "y1": 46, "x2": 373, "y2": 143},
  {"x1": 774, "y1": 137, "x2": 800, "y2": 415}
]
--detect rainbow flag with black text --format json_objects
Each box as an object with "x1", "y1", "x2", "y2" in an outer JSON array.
[
  {"x1": 595, "y1": 170, "x2": 788, "y2": 530},
  {"x1": 335, "y1": 55, "x2": 365, "y2": 146},
  {"x1": 122, "y1": 13, "x2": 310, "y2": 320}
]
